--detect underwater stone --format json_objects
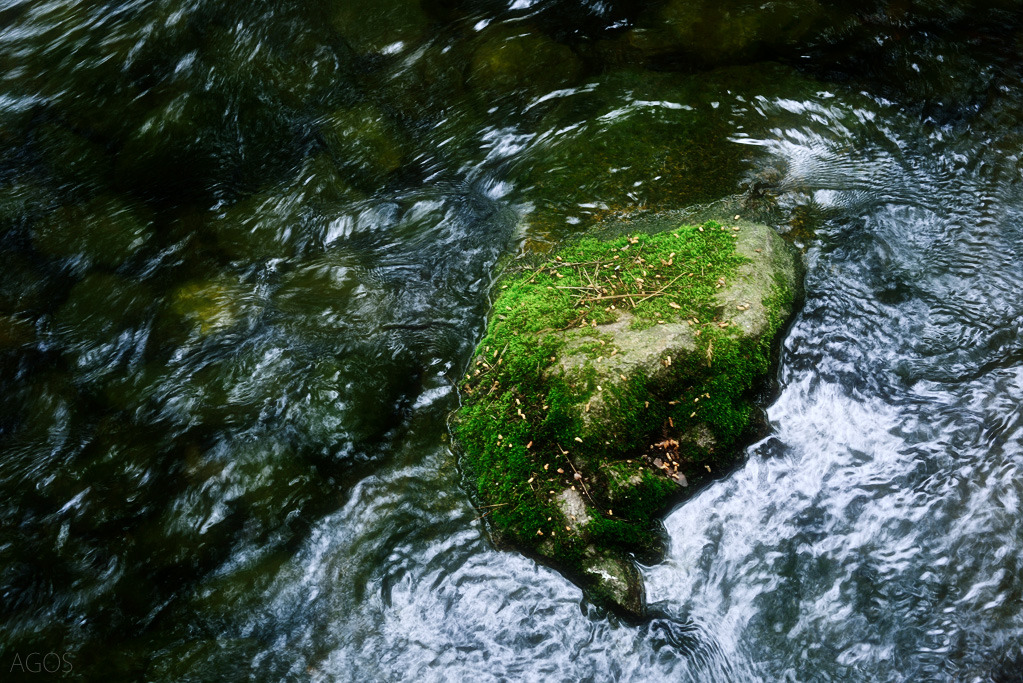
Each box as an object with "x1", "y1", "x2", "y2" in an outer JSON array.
[
  {"x1": 210, "y1": 190, "x2": 305, "y2": 262},
  {"x1": 454, "y1": 218, "x2": 799, "y2": 617},
  {"x1": 621, "y1": 0, "x2": 846, "y2": 65},
  {"x1": 32, "y1": 196, "x2": 153, "y2": 268},
  {"x1": 330, "y1": 0, "x2": 429, "y2": 55},
  {"x1": 169, "y1": 279, "x2": 248, "y2": 337},
  {"x1": 0, "y1": 315, "x2": 35, "y2": 350},
  {"x1": 468, "y1": 27, "x2": 583, "y2": 98},
  {"x1": 320, "y1": 103, "x2": 405, "y2": 189},
  {"x1": 37, "y1": 122, "x2": 113, "y2": 191}
]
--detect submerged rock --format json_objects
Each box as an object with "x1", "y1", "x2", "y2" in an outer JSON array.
[
  {"x1": 320, "y1": 103, "x2": 406, "y2": 189},
  {"x1": 454, "y1": 217, "x2": 799, "y2": 617},
  {"x1": 467, "y1": 26, "x2": 583, "y2": 99},
  {"x1": 509, "y1": 63, "x2": 821, "y2": 239},
  {"x1": 168, "y1": 278, "x2": 251, "y2": 337},
  {"x1": 621, "y1": 0, "x2": 842, "y2": 66},
  {"x1": 330, "y1": 0, "x2": 430, "y2": 55},
  {"x1": 32, "y1": 195, "x2": 153, "y2": 268}
]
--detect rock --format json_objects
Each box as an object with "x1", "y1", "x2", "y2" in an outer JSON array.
[
  {"x1": 32, "y1": 196, "x2": 153, "y2": 268},
  {"x1": 509, "y1": 64, "x2": 815, "y2": 238},
  {"x1": 609, "y1": 0, "x2": 854, "y2": 67},
  {"x1": 209, "y1": 189, "x2": 305, "y2": 262},
  {"x1": 320, "y1": 103, "x2": 406, "y2": 189},
  {"x1": 454, "y1": 218, "x2": 799, "y2": 617},
  {"x1": 0, "y1": 315, "x2": 35, "y2": 350},
  {"x1": 330, "y1": 0, "x2": 429, "y2": 55},
  {"x1": 467, "y1": 26, "x2": 583, "y2": 99},
  {"x1": 168, "y1": 278, "x2": 249, "y2": 337}
]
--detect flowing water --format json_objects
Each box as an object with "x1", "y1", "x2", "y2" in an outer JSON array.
[{"x1": 2, "y1": 1, "x2": 1023, "y2": 681}]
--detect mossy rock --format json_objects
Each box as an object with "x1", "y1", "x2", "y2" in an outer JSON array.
[
  {"x1": 453, "y1": 218, "x2": 799, "y2": 617},
  {"x1": 167, "y1": 277, "x2": 252, "y2": 337}
]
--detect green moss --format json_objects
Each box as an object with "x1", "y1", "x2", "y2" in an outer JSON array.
[{"x1": 455, "y1": 221, "x2": 792, "y2": 602}]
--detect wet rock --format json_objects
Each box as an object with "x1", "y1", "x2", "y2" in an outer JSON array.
[
  {"x1": 467, "y1": 26, "x2": 583, "y2": 99},
  {"x1": 455, "y1": 218, "x2": 800, "y2": 616},
  {"x1": 320, "y1": 103, "x2": 406, "y2": 189},
  {"x1": 210, "y1": 190, "x2": 305, "y2": 262},
  {"x1": 622, "y1": 0, "x2": 840, "y2": 66},
  {"x1": 331, "y1": 0, "x2": 430, "y2": 55},
  {"x1": 0, "y1": 315, "x2": 35, "y2": 350},
  {"x1": 169, "y1": 278, "x2": 249, "y2": 337},
  {"x1": 582, "y1": 547, "x2": 644, "y2": 617},
  {"x1": 32, "y1": 195, "x2": 153, "y2": 268},
  {"x1": 510, "y1": 64, "x2": 818, "y2": 238}
]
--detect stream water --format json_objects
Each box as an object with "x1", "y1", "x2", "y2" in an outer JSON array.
[{"x1": 2, "y1": 1, "x2": 1023, "y2": 681}]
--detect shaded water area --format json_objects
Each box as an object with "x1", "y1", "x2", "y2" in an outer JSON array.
[{"x1": 3, "y1": 0, "x2": 1023, "y2": 680}]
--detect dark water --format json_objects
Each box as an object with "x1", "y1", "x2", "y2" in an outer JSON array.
[{"x1": 2, "y1": 1, "x2": 1023, "y2": 680}]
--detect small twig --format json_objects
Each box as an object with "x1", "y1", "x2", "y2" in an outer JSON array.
[
  {"x1": 578, "y1": 291, "x2": 652, "y2": 302},
  {"x1": 557, "y1": 444, "x2": 598, "y2": 506},
  {"x1": 550, "y1": 259, "x2": 616, "y2": 268},
  {"x1": 633, "y1": 273, "x2": 687, "y2": 304}
]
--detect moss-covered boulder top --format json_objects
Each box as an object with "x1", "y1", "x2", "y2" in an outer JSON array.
[{"x1": 454, "y1": 218, "x2": 799, "y2": 617}]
